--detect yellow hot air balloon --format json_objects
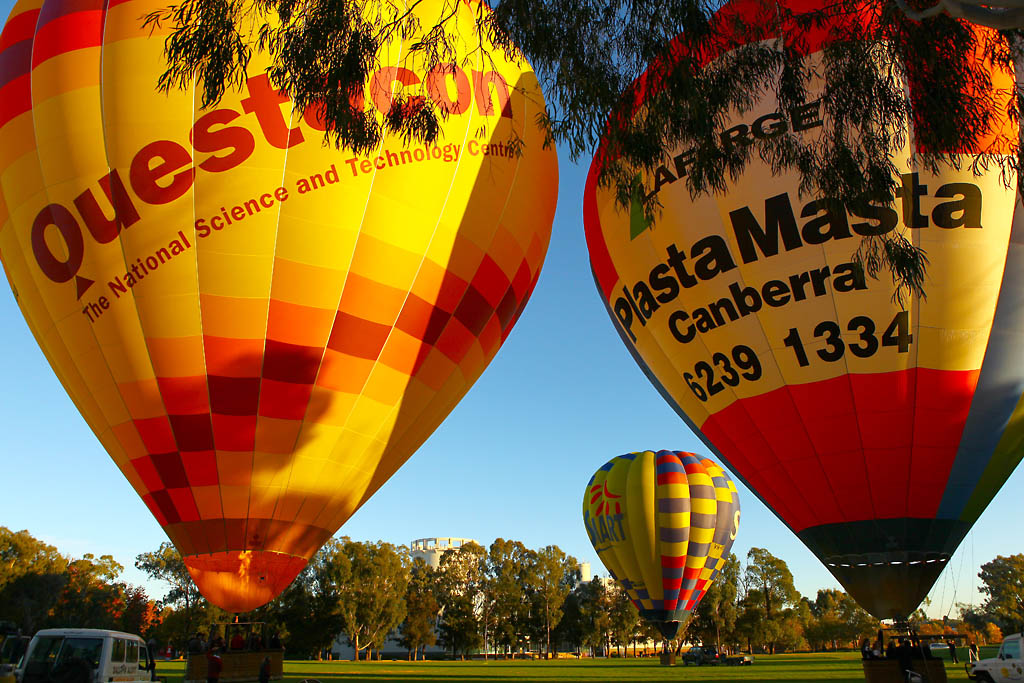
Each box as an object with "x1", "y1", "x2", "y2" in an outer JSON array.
[
  {"x1": 583, "y1": 450, "x2": 740, "y2": 639},
  {"x1": 585, "y1": 0, "x2": 1019, "y2": 619},
  {"x1": 0, "y1": 0, "x2": 557, "y2": 612}
]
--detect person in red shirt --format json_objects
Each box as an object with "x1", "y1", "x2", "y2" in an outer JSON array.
[
  {"x1": 206, "y1": 649, "x2": 223, "y2": 683},
  {"x1": 229, "y1": 632, "x2": 245, "y2": 651}
]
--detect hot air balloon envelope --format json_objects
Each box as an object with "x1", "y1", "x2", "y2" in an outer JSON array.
[
  {"x1": 583, "y1": 450, "x2": 741, "y2": 640},
  {"x1": 585, "y1": 0, "x2": 1020, "y2": 619},
  {"x1": 0, "y1": 0, "x2": 557, "y2": 611}
]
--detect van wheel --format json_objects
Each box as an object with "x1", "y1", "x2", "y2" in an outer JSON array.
[{"x1": 974, "y1": 673, "x2": 994, "y2": 683}]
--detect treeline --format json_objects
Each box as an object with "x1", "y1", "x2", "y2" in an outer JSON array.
[
  {"x1": 0, "y1": 528, "x2": 157, "y2": 635},
  {"x1": 3, "y1": 527, "x2": 1020, "y2": 660},
  {"x1": 136, "y1": 537, "x2": 585, "y2": 660}
]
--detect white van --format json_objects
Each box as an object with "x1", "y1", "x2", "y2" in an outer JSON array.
[
  {"x1": 969, "y1": 633, "x2": 1023, "y2": 682},
  {"x1": 15, "y1": 629, "x2": 155, "y2": 683}
]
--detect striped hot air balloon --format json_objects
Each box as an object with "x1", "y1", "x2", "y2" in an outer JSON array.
[
  {"x1": 583, "y1": 450, "x2": 741, "y2": 640},
  {"x1": 0, "y1": 0, "x2": 557, "y2": 611},
  {"x1": 584, "y1": 0, "x2": 1020, "y2": 619}
]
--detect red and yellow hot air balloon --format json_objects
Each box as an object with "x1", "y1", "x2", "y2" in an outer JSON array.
[
  {"x1": 583, "y1": 451, "x2": 740, "y2": 639},
  {"x1": 0, "y1": 0, "x2": 557, "y2": 611},
  {"x1": 585, "y1": 0, "x2": 1021, "y2": 619}
]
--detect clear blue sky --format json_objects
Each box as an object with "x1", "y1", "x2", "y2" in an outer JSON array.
[{"x1": 1, "y1": 0, "x2": 1021, "y2": 620}]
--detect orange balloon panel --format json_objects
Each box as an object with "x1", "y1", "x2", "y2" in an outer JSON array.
[
  {"x1": 585, "y1": 0, "x2": 1020, "y2": 619},
  {"x1": 0, "y1": 0, "x2": 557, "y2": 611}
]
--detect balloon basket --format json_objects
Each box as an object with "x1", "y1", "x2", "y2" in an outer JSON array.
[
  {"x1": 861, "y1": 658, "x2": 947, "y2": 683},
  {"x1": 659, "y1": 653, "x2": 676, "y2": 666}
]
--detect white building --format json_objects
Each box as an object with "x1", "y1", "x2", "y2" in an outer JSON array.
[{"x1": 409, "y1": 537, "x2": 477, "y2": 569}]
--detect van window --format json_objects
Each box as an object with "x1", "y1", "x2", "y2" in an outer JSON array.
[
  {"x1": 126, "y1": 641, "x2": 139, "y2": 664},
  {"x1": 1002, "y1": 638, "x2": 1021, "y2": 660},
  {"x1": 112, "y1": 640, "x2": 126, "y2": 663}
]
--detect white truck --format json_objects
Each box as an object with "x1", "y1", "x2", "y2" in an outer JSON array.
[{"x1": 969, "y1": 633, "x2": 1023, "y2": 683}]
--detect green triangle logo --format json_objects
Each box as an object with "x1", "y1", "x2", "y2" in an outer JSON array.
[{"x1": 629, "y1": 173, "x2": 651, "y2": 240}]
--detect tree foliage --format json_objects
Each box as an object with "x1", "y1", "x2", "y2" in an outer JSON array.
[
  {"x1": 606, "y1": 583, "x2": 640, "y2": 656},
  {"x1": 740, "y1": 547, "x2": 801, "y2": 653},
  {"x1": 143, "y1": 0, "x2": 1024, "y2": 300},
  {"x1": 484, "y1": 539, "x2": 533, "y2": 656},
  {"x1": 135, "y1": 542, "x2": 204, "y2": 643},
  {"x1": 333, "y1": 538, "x2": 409, "y2": 660},
  {"x1": 529, "y1": 545, "x2": 580, "y2": 656},
  {"x1": 978, "y1": 554, "x2": 1024, "y2": 633},
  {"x1": 0, "y1": 529, "x2": 162, "y2": 638},
  {"x1": 802, "y1": 588, "x2": 878, "y2": 650},
  {"x1": 397, "y1": 559, "x2": 439, "y2": 660},
  {"x1": 744, "y1": 547, "x2": 798, "y2": 620},
  {"x1": 435, "y1": 541, "x2": 486, "y2": 658},
  {"x1": 261, "y1": 539, "x2": 348, "y2": 659},
  {"x1": 0, "y1": 528, "x2": 68, "y2": 633},
  {"x1": 689, "y1": 554, "x2": 740, "y2": 652}
]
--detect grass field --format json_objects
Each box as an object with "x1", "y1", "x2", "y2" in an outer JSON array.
[{"x1": 155, "y1": 648, "x2": 990, "y2": 682}]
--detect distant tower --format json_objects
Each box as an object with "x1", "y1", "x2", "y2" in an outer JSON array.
[
  {"x1": 409, "y1": 537, "x2": 476, "y2": 569},
  {"x1": 580, "y1": 561, "x2": 592, "y2": 582}
]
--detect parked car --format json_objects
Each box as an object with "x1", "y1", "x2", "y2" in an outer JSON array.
[
  {"x1": 682, "y1": 646, "x2": 722, "y2": 666},
  {"x1": 1, "y1": 632, "x2": 30, "y2": 683}
]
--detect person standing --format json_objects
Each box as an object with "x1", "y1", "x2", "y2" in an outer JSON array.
[
  {"x1": 969, "y1": 642, "x2": 980, "y2": 663},
  {"x1": 258, "y1": 657, "x2": 271, "y2": 683},
  {"x1": 947, "y1": 640, "x2": 959, "y2": 664},
  {"x1": 206, "y1": 648, "x2": 223, "y2": 683}
]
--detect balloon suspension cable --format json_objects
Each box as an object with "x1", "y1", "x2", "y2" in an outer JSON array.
[{"x1": 946, "y1": 542, "x2": 967, "y2": 619}]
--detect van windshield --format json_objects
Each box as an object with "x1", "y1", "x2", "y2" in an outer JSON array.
[
  {"x1": 23, "y1": 636, "x2": 103, "y2": 683},
  {"x1": 1001, "y1": 638, "x2": 1021, "y2": 660},
  {"x1": 55, "y1": 638, "x2": 103, "y2": 669}
]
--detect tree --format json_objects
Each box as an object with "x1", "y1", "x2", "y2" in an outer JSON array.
[
  {"x1": 135, "y1": 542, "x2": 203, "y2": 644},
  {"x1": 435, "y1": 541, "x2": 486, "y2": 659},
  {"x1": 529, "y1": 546, "x2": 579, "y2": 657},
  {"x1": 484, "y1": 539, "x2": 533, "y2": 657},
  {"x1": 606, "y1": 584, "x2": 640, "y2": 657},
  {"x1": 262, "y1": 539, "x2": 348, "y2": 659},
  {"x1": 0, "y1": 528, "x2": 68, "y2": 632},
  {"x1": 334, "y1": 539, "x2": 409, "y2": 660},
  {"x1": 144, "y1": 0, "x2": 1024, "y2": 301},
  {"x1": 735, "y1": 600, "x2": 767, "y2": 653},
  {"x1": 689, "y1": 554, "x2": 740, "y2": 653},
  {"x1": 552, "y1": 586, "x2": 585, "y2": 654},
  {"x1": 979, "y1": 554, "x2": 1024, "y2": 633},
  {"x1": 49, "y1": 554, "x2": 126, "y2": 630},
  {"x1": 398, "y1": 559, "x2": 439, "y2": 660},
  {"x1": 984, "y1": 622, "x2": 1004, "y2": 644},
  {"x1": 744, "y1": 547, "x2": 799, "y2": 653},
  {"x1": 577, "y1": 579, "x2": 614, "y2": 657},
  {"x1": 117, "y1": 586, "x2": 159, "y2": 637}
]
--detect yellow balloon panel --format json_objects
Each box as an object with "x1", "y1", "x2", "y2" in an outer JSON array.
[{"x1": 0, "y1": 0, "x2": 558, "y2": 611}]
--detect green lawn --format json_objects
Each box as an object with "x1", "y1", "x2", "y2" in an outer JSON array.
[{"x1": 156, "y1": 649, "x2": 988, "y2": 682}]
